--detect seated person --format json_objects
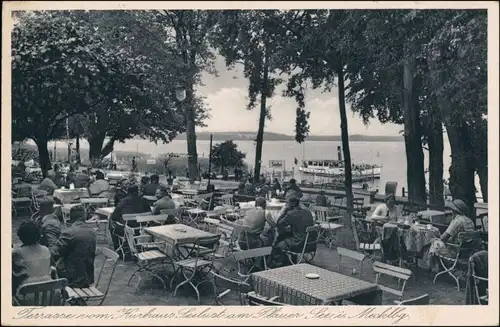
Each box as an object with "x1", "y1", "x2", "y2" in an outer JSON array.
[
  {"x1": 37, "y1": 199, "x2": 62, "y2": 258},
  {"x1": 53, "y1": 165, "x2": 66, "y2": 188},
  {"x1": 12, "y1": 221, "x2": 56, "y2": 304},
  {"x1": 53, "y1": 205, "x2": 96, "y2": 288},
  {"x1": 73, "y1": 170, "x2": 91, "y2": 188},
  {"x1": 258, "y1": 181, "x2": 272, "y2": 198},
  {"x1": 143, "y1": 174, "x2": 160, "y2": 197},
  {"x1": 244, "y1": 179, "x2": 254, "y2": 196},
  {"x1": 432, "y1": 199, "x2": 476, "y2": 259},
  {"x1": 237, "y1": 181, "x2": 246, "y2": 195},
  {"x1": 271, "y1": 178, "x2": 282, "y2": 197},
  {"x1": 88, "y1": 170, "x2": 110, "y2": 197},
  {"x1": 109, "y1": 185, "x2": 151, "y2": 258},
  {"x1": 39, "y1": 170, "x2": 58, "y2": 195},
  {"x1": 152, "y1": 186, "x2": 177, "y2": 225},
  {"x1": 65, "y1": 165, "x2": 76, "y2": 188},
  {"x1": 270, "y1": 194, "x2": 317, "y2": 267},
  {"x1": 140, "y1": 175, "x2": 151, "y2": 195},
  {"x1": 315, "y1": 190, "x2": 329, "y2": 207},
  {"x1": 370, "y1": 194, "x2": 402, "y2": 222},
  {"x1": 284, "y1": 179, "x2": 303, "y2": 199},
  {"x1": 237, "y1": 197, "x2": 274, "y2": 250}
]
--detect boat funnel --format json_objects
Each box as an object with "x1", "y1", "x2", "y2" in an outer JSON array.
[{"x1": 337, "y1": 146, "x2": 342, "y2": 161}]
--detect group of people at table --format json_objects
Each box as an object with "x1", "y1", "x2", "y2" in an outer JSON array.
[
  {"x1": 368, "y1": 193, "x2": 478, "y2": 261},
  {"x1": 12, "y1": 168, "x2": 318, "y2": 302},
  {"x1": 13, "y1": 162, "x2": 477, "y2": 304}
]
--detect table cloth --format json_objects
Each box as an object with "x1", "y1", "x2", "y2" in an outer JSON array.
[
  {"x1": 251, "y1": 263, "x2": 381, "y2": 305},
  {"x1": 53, "y1": 188, "x2": 89, "y2": 204}
]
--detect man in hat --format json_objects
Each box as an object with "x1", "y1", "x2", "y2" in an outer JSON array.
[
  {"x1": 441, "y1": 199, "x2": 475, "y2": 244},
  {"x1": 37, "y1": 198, "x2": 62, "y2": 256},
  {"x1": 284, "y1": 178, "x2": 303, "y2": 199},
  {"x1": 270, "y1": 193, "x2": 316, "y2": 267},
  {"x1": 315, "y1": 190, "x2": 329, "y2": 207},
  {"x1": 39, "y1": 170, "x2": 58, "y2": 195},
  {"x1": 370, "y1": 193, "x2": 402, "y2": 222},
  {"x1": 53, "y1": 205, "x2": 96, "y2": 288}
]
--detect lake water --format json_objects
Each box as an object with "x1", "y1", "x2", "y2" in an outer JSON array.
[{"x1": 43, "y1": 138, "x2": 477, "y2": 197}]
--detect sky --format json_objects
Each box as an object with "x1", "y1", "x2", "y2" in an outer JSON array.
[{"x1": 196, "y1": 55, "x2": 403, "y2": 136}]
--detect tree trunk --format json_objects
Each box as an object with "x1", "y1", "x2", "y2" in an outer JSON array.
[
  {"x1": 254, "y1": 62, "x2": 268, "y2": 185},
  {"x1": 446, "y1": 123, "x2": 477, "y2": 212},
  {"x1": 477, "y1": 166, "x2": 487, "y2": 203},
  {"x1": 34, "y1": 137, "x2": 51, "y2": 177},
  {"x1": 402, "y1": 56, "x2": 427, "y2": 204},
  {"x1": 473, "y1": 123, "x2": 488, "y2": 202},
  {"x1": 185, "y1": 85, "x2": 198, "y2": 184},
  {"x1": 88, "y1": 133, "x2": 106, "y2": 167},
  {"x1": 427, "y1": 118, "x2": 444, "y2": 208},
  {"x1": 67, "y1": 140, "x2": 71, "y2": 164},
  {"x1": 337, "y1": 64, "x2": 358, "y2": 249},
  {"x1": 428, "y1": 53, "x2": 478, "y2": 209},
  {"x1": 75, "y1": 135, "x2": 81, "y2": 165}
]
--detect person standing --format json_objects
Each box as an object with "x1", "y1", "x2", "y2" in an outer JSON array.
[{"x1": 131, "y1": 157, "x2": 137, "y2": 173}]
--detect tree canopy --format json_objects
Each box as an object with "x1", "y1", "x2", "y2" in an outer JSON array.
[{"x1": 211, "y1": 140, "x2": 246, "y2": 174}]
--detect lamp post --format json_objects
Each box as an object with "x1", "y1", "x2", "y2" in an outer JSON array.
[
  {"x1": 208, "y1": 134, "x2": 213, "y2": 188},
  {"x1": 175, "y1": 83, "x2": 195, "y2": 183}
]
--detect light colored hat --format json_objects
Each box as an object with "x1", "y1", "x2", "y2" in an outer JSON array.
[{"x1": 446, "y1": 199, "x2": 469, "y2": 215}]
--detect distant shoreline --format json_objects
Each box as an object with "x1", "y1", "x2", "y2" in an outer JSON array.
[{"x1": 152, "y1": 132, "x2": 404, "y2": 142}]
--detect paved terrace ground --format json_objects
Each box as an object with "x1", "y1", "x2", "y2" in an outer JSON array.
[{"x1": 11, "y1": 213, "x2": 467, "y2": 306}]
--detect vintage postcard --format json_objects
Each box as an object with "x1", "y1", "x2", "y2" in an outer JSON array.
[{"x1": 2, "y1": 1, "x2": 498, "y2": 326}]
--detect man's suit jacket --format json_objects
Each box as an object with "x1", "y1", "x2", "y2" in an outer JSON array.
[
  {"x1": 54, "y1": 221, "x2": 96, "y2": 288},
  {"x1": 39, "y1": 214, "x2": 62, "y2": 257}
]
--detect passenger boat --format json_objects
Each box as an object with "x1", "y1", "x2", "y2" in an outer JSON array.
[{"x1": 298, "y1": 159, "x2": 382, "y2": 181}]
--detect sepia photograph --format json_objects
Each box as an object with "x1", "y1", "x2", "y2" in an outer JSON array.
[{"x1": 2, "y1": 1, "x2": 498, "y2": 325}]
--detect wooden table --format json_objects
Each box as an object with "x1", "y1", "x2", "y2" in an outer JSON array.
[
  {"x1": 95, "y1": 207, "x2": 115, "y2": 217},
  {"x1": 251, "y1": 263, "x2": 381, "y2": 305}
]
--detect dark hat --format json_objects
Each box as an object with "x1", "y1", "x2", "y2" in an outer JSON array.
[
  {"x1": 255, "y1": 197, "x2": 267, "y2": 208},
  {"x1": 446, "y1": 199, "x2": 469, "y2": 215},
  {"x1": 286, "y1": 192, "x2": 300, "y2": 204},
  {"x1": 127, "y1": 184, "x2": 139, "y2": 195},
  {"x1": 385, "y1": 194, "x2": 396, "y2": 202},
  {"x1": 69, "y1": 205, "x2": 86, "y2": 221},
  {"x1": 39, "y1": 198, "x2": 54, "y2": 211}
]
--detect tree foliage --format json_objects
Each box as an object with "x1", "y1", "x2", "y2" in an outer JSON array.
[
  {"x1": 214, "y1": 10, "x2": 290, "y2": 182},
  {"x1": 12, "y1": 11, "x2": 142, "y2": 174},
  {"x1": 211, "y1": 140, "x2": 246, "y2": 174}
]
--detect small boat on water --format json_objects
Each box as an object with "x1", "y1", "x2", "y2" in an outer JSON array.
[{"x1": 298, "y1": 159, "x2": 382, "y2": 181}]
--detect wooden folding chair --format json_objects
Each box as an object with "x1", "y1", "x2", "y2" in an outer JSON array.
[
  {"x1": 171, "y1": 235, "x2": 221, "y2": 303},
  {"x1": 244, "y1": 291, "x2": 286, "y2": 306},
  {"x1": 311, "y1": 205, "x2": 343, "y2": 251},
  {"x1": 373, "y1": 261, "x2": 413, "y2": 301},
  {"x1": 231, "y1": 246, "x2": 273, "y2": 280},
  {"x1": 16, "y1": 278, "x2": 68, "y2": 306},
  {"x1": 124, "y1": 226, "x2": 169, "y2": 292},
  {"x1": 285, "y1": 224, "x2": 321, "y2": 265},
  {"x1": 65, "y1": 247, "x2": 119, "y2": 305},
  {"x1": 336, "y1": 247, "x2": 367, "y2": 278},
  {"x1": 210, "y1": 271, "x2": 252, "y2": 305},
  {"x1": 433, "y1": 231, "x2": 482, "y2": 291}
]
